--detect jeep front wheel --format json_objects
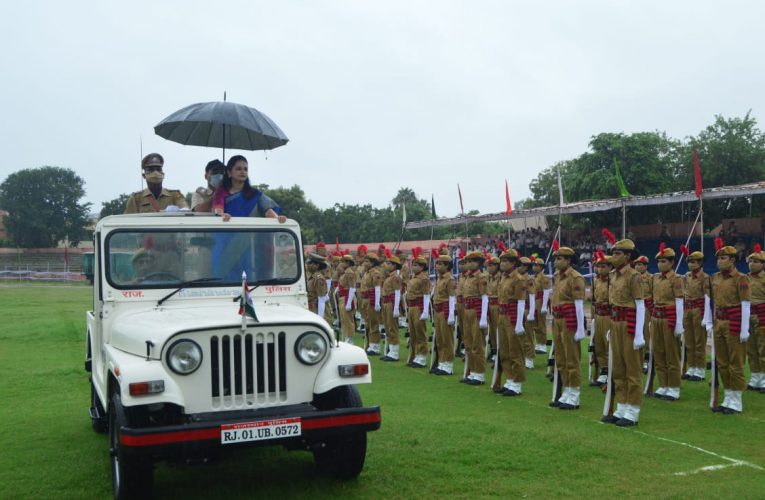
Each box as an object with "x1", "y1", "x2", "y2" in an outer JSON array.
[
  {"x1": 109, "y1": 394, "x2": 153, "y2": 499},
  {"x1": 311, "y1": 385, "x2": 367, "y2": 479}
]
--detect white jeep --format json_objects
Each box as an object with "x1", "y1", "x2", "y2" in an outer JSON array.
[{"x1": 85, "y1": 213, "x2": 380, "y2": 498}]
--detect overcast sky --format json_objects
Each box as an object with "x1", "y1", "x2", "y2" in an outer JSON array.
[{"x1": 1, "y1": 1, "x2": 763, "y2": 219}]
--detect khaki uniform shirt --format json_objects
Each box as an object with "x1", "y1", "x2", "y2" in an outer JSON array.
[
  {"x1": 434, "y1": 271, "x2": 456, "y2": 304},
  {"x1": 552, "y1": 267, "x2": 586, "y2": 306},
  {"x1": 407, "y1": 271, "x2": 431, "y2": 300},
  {"x1": 360, "y1": 266, "x2": 382, "y2": 293},
  {"x1": 593, "y1": 275, "x2": 610, "y2": 305},
  {"x1": 711, "y1": 269, "x2": 750, "y2": 308},
  {"x1": 382, "y1": 270, "x2": 402, "y2": 297},
  {"x1": 340, "y1": 267, "x2": 355, "y2": 291},
  {"x1": 124, "y1": 187, "x2": 188, "y2": 214},
  {"x1": 638, "y1": 270, "x2": 653, "y2": 300},
  {"x1": 355, "y1": 265, "x2": 365, "y2": 289},
  {"x1": 521, "y1": 272, "x2": 535, "y2": 301},
  {"x1": 609, "y1": 265, "x2": 643, "y2": 307},
  {"x1": 461, "y1": 270, "x2": 488, "y2": 299},
  {"x1": 457, "y1": 273, "x2": 466, "y2": 299},
  {"x1": 306, "y1": 270, "x2": 327, "y2": 310},
  {"x1": 749, "y1": 271, "x2": 765, "y2": 305},
  {"x1": 684, "y1": 269, "x2": 710, "y2": 300},
  {"x1": 652, "y1": 271, "x2": 684, "y2": 306},
  {"x1": 498, "y1": 270, "x2": 526, "y2": 304},
  {"x1": 487, "y1": 272, "x2": 500, "y2": 298},
  {"x1": 190, "y1": 186, "x2": 213, "y2": 211},
  {"x1": 534, "y1": 271, "x2": 551, "y2": 304}
]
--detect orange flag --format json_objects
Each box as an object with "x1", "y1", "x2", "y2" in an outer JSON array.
[{"x1": 505, "y1": 179, "x2": 512, "y2": 216}]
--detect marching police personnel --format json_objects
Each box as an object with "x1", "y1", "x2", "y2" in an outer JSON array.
[
  {"x1": 432, "y1": 254, "x2": 457, "y2": 375},
  {"x1": 459, "y1": 252, "x2": 490, "y2": 385},
  {"x1": 486, "y1": 256, "x2": 501, "y2": 361},
  {"x1": 532, "y1": 257, "x2": 551, "y2": 354},
  {"x1": 591, "y1": 252, "x2": 612, "y2": 386},
  {"x1": 550, "y1": 246, "x2": 586, "y2": 409},
  {"x1": 406, "y1": 254, "x2": 431, "y2": 368},
  {"x1": 603, "y1": 239, "x2": 646, "y2": 426},
  {"x1": 305, "y1": 254, "x2": 329, "y2": 318},
  {"x1": 496, "y1": 249, "x2": 527, "y2": 395},
  {"x1": 650, "y1": 245, "x2": 685, "y2": 401},
  {"x1": 125, "y1": 153, "x2": 188, "y2": 213},
  {"x1": 380, "y1": 253, "x2": 403, "y2": 361},
  {"x1": 746, "y1": 247, "x2": 765, "y2": 392},
  {"x1": 338, "y1": 255, "x2": 357, "y2": 344},
  {"x1": 683, "y1": 251, "x2": 712, "y2": 381},
  {"x1": 518, "y1": 256, "x2": 537, "y2": 369},
  {"x1": 360, "y1": 253, "x2": 383, "y2": 355},
  {"x1": 633, "y1": 255, "x2": 653, "y2": 372},
  {"x1": 710, "y1": 243, "x2": 751, "y2": 414}
]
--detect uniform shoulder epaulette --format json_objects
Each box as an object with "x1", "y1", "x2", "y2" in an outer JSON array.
[
  {"x1": 131, "y1": 190, "x2": 144, "y2": 196},
  {"x1": 169, "y1": 189, "x2": 183, "y2": 194}
]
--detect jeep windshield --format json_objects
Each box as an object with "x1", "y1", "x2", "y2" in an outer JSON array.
[{"x1": 105, "y1": 229, "x2": 300, "y2": 288}]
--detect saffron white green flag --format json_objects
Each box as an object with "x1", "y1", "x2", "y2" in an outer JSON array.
[{"x1": 239, "y1": 271, "x2": 258, "y2": 330}]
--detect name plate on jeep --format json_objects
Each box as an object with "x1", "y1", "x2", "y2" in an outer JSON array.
[{"x1": 220, "y1": 417, "x2": 302, "y2": 444}]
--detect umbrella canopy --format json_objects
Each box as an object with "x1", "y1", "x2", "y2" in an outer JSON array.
[{"x1": 154, "y1": 101, "x2": 289, "y2": 151}]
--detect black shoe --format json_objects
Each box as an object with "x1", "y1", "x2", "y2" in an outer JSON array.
[
  {"x1": 502, "y1": 389, "x2": 520, "y2": 397},
  {"x1": 589, "y1": 381, "x2": 603, "y2": 387},
  {"x1": 465, "y1": 378, "x2": 485, "y2": 386},
  {"x1": 711, "y1": 405, "x2": 726, "y2": 413},
  {"x1": 559, "y1": 403, "x2": 580, "y2": 410},
  {"x1": 410, "y1": 362, "x2": 426, "y2": 369},
  {"x1": 380, "y1": 355, "x2": 398, "y2": 362},
  {"x1": 493, "y1": 386, "x2": 506, "y2": 394},
  {"x1": 689, "y1": 375, "x2": 703, "y2": 382},
  {"x1": 747, "y1": 384, "x2": 757, "y2": 390},
  {"x1": 601, "y1": 414, "x2": 619, "y2": 424},
  {"x1": 663, "y1": 395, "x2": 679, "y2": 402},
  {"x1": 459, "y1": 377, "x2": 471, "y2": 384},
  {"x1": 549, "y1": 400, "x2": 561, "y2": 408},
  {"x1": 653, "y1": 393, "x2": 666, "y2": 400},
  {"x1": 365, "y1": 350, "x2": 379, "y2": 356},
  {"x1": 615, "y1": 418, "x2": 637, "y2": 427},
  {"x1": 429, "y1": 366, "x2": 440, "y2": 374},
  {"x1": 721, "y1": 407, "x2": 740, "y2": 415},
  {"x1": 681, "y1": 373, "x2": 690, "y2": 380},
  {"x1": 434, "y1": 369, "x2": 451, "y2": 376}
]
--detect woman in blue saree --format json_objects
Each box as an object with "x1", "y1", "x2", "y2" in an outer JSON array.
[{"x1": 211, "y1": 155, "x2": 287, "y2": 281}]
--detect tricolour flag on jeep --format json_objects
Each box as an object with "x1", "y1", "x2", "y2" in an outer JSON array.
[{"x1": 239, "y1": 271, "x2": 258, "y2": 330}]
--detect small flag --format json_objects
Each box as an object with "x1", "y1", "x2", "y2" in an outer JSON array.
[
  {"x1": 458, "y1": 184, "x2": 464, "y2": 215},
  {"x1": 239, "y1": 271, "x2": 258, "y2": 330},
  {"x1": 431, "y1": 194, "x2": 437, "y2": 219},
  {"x1": 505, "y1": 179, "x2": 512, "y2": 216},
  {"x1": 556, "y1": 166, "x2": 564, "y2": 206},
  {"x1": 614, "y1": 159, "x2": 631, "y2": 197},
  {"x1": 693, "y1": 147, "x2": 703, "y2": 199}
]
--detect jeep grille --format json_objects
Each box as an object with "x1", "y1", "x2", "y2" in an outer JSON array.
[{"x1": 210, "y1": 332, "x2": 287, "y2": 408}]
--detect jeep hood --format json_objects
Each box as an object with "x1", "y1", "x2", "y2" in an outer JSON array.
[{"x1": 109, "y1": 303, "x2": 329, "y2": 359}]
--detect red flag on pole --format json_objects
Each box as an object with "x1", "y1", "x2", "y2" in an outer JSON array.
[
  {"x1": 505, "y1": 179, "x2": 512, "y2": 216},
  {"x1": 693, "y1": 147, "x2": 703, "y2": 198},
  {"x1": 457, "y1": 184, "x2": 465, "y2": 215},
  {"x1": 335, "y1": 237, "x2": 340, "y2": 252}
]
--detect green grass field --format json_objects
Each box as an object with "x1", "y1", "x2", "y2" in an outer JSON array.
[{"x1": 1, "y1": 285, "x2": 763, "y2": 499}]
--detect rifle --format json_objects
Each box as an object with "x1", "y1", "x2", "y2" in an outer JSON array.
[
  {"x1": 643, "y1": 322, "x2": 655, "y2": 396},
  {"x1": 428, "y1": 294, "x2": 438, "y2": 372},
  {"x1": 490, "y1": 320, "x2": 502, "y2": 391},
  {"x1": 708, "y1": 276, "x2": 719, "y2": 409},
  {"x1": 587, "y1": 319, "x2": 597, "y2": 385},
  {"x1": 602, "y1": 330, "x2": 615, "y2": 418},
  {"x1": 550, "y1": 341, "x2": 562, "y2": 406}
]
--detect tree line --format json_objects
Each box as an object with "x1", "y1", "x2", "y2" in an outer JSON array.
[{"x1": 1, "y1": 113, "x2": 763, "y2": 248}]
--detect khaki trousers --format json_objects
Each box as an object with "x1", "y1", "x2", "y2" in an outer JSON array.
[
  {"x1": 714, "y1": 320, "x2": 746, "y2": 391},
  {"x1": 362, "y1": 297, "x2": 381, "y2": 344},
  {"x1": 382, "y1": 302, "x2": 399, "y2": 346},
  {"x1": 652, "y1": 318, "x2": 681, "y2": 388},
  {"x1": 552, "y1": 318, "x2": 581, "y2": 387},
  {"x1": 435, "y1": 311, "x2": 455, "y2": 363},
  {"x1": 338, "y1": 297, "x2": 355, "y2": 340},
  {"x1": 594, "y1": 315, "x2": 610, "y2": 369},
  {"x1": 534, "y1": 306, "x2": 548, "y2": 346},
  {"x1": 611, "y1": 320, "x2": 643, "y2": 406},
  {"x1": 407, "y1": 306, "x2": 428, "y2": 356},
  {"x1": 462, "y1": 308, "x2": 485, "y2": 374},
  {"x1": 746, "y1": 323, "x2": 765, "y2": 373},
  {"x1": 488, "y1": 304, "x2": 499, "y2": 350},
  {"x1": 683, "y1": 307, "x2": 707, "y2": 369},
  {"x1": 522, "y1": 319, "x2": 535, "y2": 358},
  {"x1": 498, "y1": 315, "x2": 526, "y2": 382}
]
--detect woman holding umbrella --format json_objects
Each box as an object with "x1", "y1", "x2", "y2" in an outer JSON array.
[{"x1": 212, "y1": 155, "x2": 287, "y2": 223}]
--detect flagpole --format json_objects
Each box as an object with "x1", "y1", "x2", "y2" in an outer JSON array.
[{"x1": 700, "y1": 198, "x2": 704, "y2": 254}]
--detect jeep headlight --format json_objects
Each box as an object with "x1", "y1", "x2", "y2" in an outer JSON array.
[
  {"x1": 167, "y1": 339, "x2": 203, "y2": 375},
  {"x1": 295, "y1": 332, "x2": 327, "y2": 365}
]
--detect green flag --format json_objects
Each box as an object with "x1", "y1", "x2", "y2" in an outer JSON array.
[
  {"x1": 431, "y1": 194, "x2": 437, "y2": 219},
  {"x1": 614, "y1": 159, "x2": 631, "y2": 197}
]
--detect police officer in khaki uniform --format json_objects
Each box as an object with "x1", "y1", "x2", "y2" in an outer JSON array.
[
  {"x1": 603, "y1": 240, "x2": 646, "y2": 426},
  {"x1": 650, "y1": 246, "x2": 685, "y2": 401},
  {"x1": 683, "y1": 251, "x2": 712, "y2": 381},
  {"x1": 633, "y1": 255, "x2": 653, "y2": 372},
  {"x1": 710, "y1": 244, "x2": 751, "y2": 413},
  {"x1": 550, "y1": 247, "x2": 586, "y2": 409},
  {"x1": 338, "y1": 255, "x2": 357, "y2": 344},
  {"x1": 125, "y1": 153, "x2": 188, "y2": 213},
  {"x1": 486, "y1": 256, "x2": 501, "y2": 361},
  {"x1": 406, "y1": 255, "x2": 431, "y2": 368},
  {"x1": 459, "y1": 252, "x2": 490, "y2": 385},
  {"x1": 532, "y1": 257, "x2": 551, "y2": 354},
  {"x1": 360, "y1": 253, "x2": 383, "y2": 355},
  {"x1": 314, "y1": 242, "x2": 335, "y2": 325},
  {"x1": 305, "y1": 253, "x2": 329, "y2": 318},
  {"x1": 746, "y1": 248, "x2": 765, "y2": 392},
  {"x1": 380, "y1": 253, "x2": 403, "y2": 361},
  {"x1": 432, "y1": 254, "x2": 457, "y2": 375},
  {"x1": 495, "y1": 249, "x2": 528, "y2": 395},
  {"x1": 591, "y1": 252, "x2": 612, "y2": 386},
  {"x1": 518, "y1": 256, "x2": 537, "y2": 369}
]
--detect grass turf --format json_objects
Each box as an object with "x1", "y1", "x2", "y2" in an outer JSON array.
[{"x1": 1, "y1": 285, "x2": 763, "y2": 498}]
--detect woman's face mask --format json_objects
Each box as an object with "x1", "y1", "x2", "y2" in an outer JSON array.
[
  {"x1": 611, "y1": 252, "x2": 627, "y2": 268},
  {"x1": 554, "y1": 257, "x2": 569, "y2": 271},
  {"x1": 657, "y1": 259, "x2": 672, "y2": 273},
  {"x1": 748, "y1": 260, "x2": 763, "y2": 273},
  {"x1": 596, "y1": 264, "x2": 610, "y2": 276},
  {"x1": 688, "y1": 260, "x2": 700, "y2": 271},
  {"x1": 717, "y1": 257, "x2": 733, "y2": 271},
  {"x1": 144, "y1": 171, "x2": 164, "y2": 184},
  {"x1": 209, "y1": 174, "x2": 223, "y2": 188},
  {"x1": 500, "y1": 260, "x2": 513, "y2": 272}
]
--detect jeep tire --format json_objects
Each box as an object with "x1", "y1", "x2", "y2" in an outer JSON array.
[
  {"x1": 109, "y1": 394, "x2": 153, "y2": 499},
  {"x1": 311, "y1": 386, "x2": 367, "y2": 479}
]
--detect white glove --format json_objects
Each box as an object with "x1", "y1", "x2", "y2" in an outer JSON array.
[
  {"x1": 318, "y1": 295, "x2": 328, "y2": 317},
  {"x1": 740, "y1": 301, "x2": 751, "y2": 343},
  {"x1": 541, "y1": 288, "x2": 551, "y2": 313},
  {"x1": 345, "y1": 287, "x2": 356, "y2": 311},
  {"x1": 515, "y1": 300, "x2": 526, "y2": 334},
  {"x1": 606, "y1": 330, "x2": 611, "y2": 343},
  {"x1": 574, "y1": 299, "x2": 585, "y2": 341},
  {"x1": 419, "y1": 294, "x2": 430, "y2": 321},
  {"x1": 633, "y1": 299, "x2": 646, "y2": 350},
  {"x1": 374, "y1": 285, "x2": 381, "y2": 312},
  {"x1": 447, "y1": 295, "x2": 456, "y2": 325},
  {"x1": 527, "y1": 293, "x2": 536, "y2": 321},
  {"x1": 702, "y1": 294, "x2": 712, "y2": 329},
  {"x1": 706, "y1": 326, "x2": 714, "y2": 338},
  {"x1": 393, "y1": 289, "x2": 401, "y2": 318},
  {"x1": 674, "y1": 298, "x2": 684, "y2": 337},
  {"x1": 479, "y1": 294, "x2": 489, "y2": 328}
]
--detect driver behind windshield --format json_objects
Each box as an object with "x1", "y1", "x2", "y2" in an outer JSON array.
[{"x1": 131, "y1": 249, "x2": 156, "y2": 282}]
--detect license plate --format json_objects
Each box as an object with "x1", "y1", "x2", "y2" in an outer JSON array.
[{"x1": 220, "y1": 417, "x2": 302, "y2": 444}]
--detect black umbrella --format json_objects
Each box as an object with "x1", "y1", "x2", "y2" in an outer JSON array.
[{"x1": 154, "y1": 100, "x2": 289, "y2": 160}]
